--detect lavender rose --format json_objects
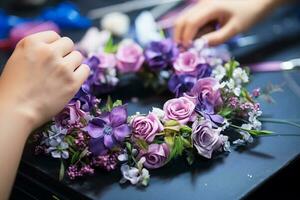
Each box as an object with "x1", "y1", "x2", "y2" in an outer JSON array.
[
  {"x1": 163, "y1": 97, "x2": 195, "y2": 124},
  {"x1": 131, "y1": 113, "x2": 164, "y2": 143},
  {"x1": 192, "y1": 119, "x2": 224, "y2": 159},
  {"x1": 173, "y1": 50, "x2": 201, "y2": 74},
  {"x1": 190, "y1": 77, "x2": 222, "y2": 108},
  {"x1": 116, "y1": 41, "x2": 145, "y2": 73},
  {"x1": 138, "y1": 143, "x2": 170, "y2": 169}
]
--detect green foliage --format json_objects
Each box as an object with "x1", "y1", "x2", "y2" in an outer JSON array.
[
  {"x1": 186, "y1": 150, "x2": 195, "y2": 165},
  {"x1": 59, "y1": 160, "x2": 65, "y2": 181},
  {"x1": 249, "y1": 129, "x2": 273, "y2": 136},
  {"x1": 225, "y1": 60, "x2": 239, "y2": 78},
  {"x1": 135, "y1": 139, "x2": 149, "y2": 151},
  {"x1": 218, "y1": 107, "x2": 232, "y2": 117},
  {"x1": 104, "y1": 36, "x2": 118, "y2": 53}
]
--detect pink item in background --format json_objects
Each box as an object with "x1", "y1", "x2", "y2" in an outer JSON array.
[{"x1": 9, "y1": 21, "x2": 60, "y2": 48}]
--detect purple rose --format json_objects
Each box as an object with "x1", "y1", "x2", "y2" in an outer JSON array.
[
  {"x1": 98, "y1": 52, "x2": 116, "y2": 69},
  {"x1": 163, "y1": 97, "x2": 195, "y2": 124},
  {"x1": 173, "y1": 50, "x2": 202, "y2": 74},
  {"x1": 144, "y1": 39, "x2": 179, "y2": 71},
  {"x1": 190, "y1": 77, "x2": 222, "y2": 108},
  {"x1": 55, "y1": 101, "x2": 86, "y2": 128},
  {"x1": 85, "y1": 106, "x2": 130, "y2": 156},
  {"x1": 192, "y1": 119, "x2": 224, "y2": 159},
  {"x1": 131, "y1": 113, "x2": 164, "y2": 143},
  {"x1": 138, "y1": 143, "x2": 170, "y2": 169},
  {"x1": 116, "y1": 41, "x2": 144, "y2": 73}
]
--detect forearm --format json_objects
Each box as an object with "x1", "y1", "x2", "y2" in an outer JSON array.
[{"x1": 0, "y1": 100, "x2": 33, "y2": 200}]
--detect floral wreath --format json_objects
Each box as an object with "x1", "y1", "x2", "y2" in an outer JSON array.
[{"x1": 32, "y1": 30, "x2": 278, "y2": 186}]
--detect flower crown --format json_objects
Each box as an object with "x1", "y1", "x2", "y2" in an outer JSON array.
[{"x1": 32, "y1": 32, "x2": 274, "y2": 186}]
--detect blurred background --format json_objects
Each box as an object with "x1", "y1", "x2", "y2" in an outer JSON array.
[{"x1": 1, "y1": 1, "x2": 300, "y2": 199}]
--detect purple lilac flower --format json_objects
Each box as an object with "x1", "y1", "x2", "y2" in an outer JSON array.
[
  {"x1": 67, "y1": 164, "x2": 94, "y2": 180},
  {"x1": 93, "y1": 152, "x2": 119, "y2": 171},
  {"x1": 144, "y1": 39, "x2": 179, "y2": 71},
  {"x1": 85, "y1": 106, "x2": 130, "y2": 156}
]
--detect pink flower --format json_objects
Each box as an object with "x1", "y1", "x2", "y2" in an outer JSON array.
[
  {"x1": 98, "y1": 52, "x2": 116, "y2": 69},
  {"x1": 190, "y1": 77, "x2": 223, "y2": 108},
  {"x1": 173, "y1": 50, "x2": 201, "y2": 74},
  {"x1": 116, "y1": 41, "x2": 145, "y2": 73},
  {"x1": 131, "y1": 113, "x2": 163, "y2": 143},
  {"x1": 163, "y1": 97, "x2": 195, "y2": 124},
  {"x1": 138, "y1": 143, "x2": 170, "y2": 169}
]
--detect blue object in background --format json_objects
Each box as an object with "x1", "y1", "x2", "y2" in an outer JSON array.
[
  {"x1": 41, "y1": 2, "x2": 91, "y2": 29},
  {"x1": 0, "y1": 10, "x2": 27, "y2": 39}
]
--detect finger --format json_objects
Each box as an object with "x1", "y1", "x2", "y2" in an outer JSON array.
[
  {"x1": 28, "y1": 31, "x2": 60, "y2": 43},
  {"x1": 62, "y1": 51, "x2": 84, "y2": 71},
  {"x1": 181, "y1": 7, "x2": 218, "y2": 46},
  {"x1": 50, "y1": 37, "x2": 74, "y2": 57},
  {"x1": 174, "y1": 16, "x2": 186, "y2": 43},
  {"x1": 73, "y1": 64, "x2": 90, "y2": 87},
  {"x1": 202, "y1": 20, "x2": 237, "y2": 46}
]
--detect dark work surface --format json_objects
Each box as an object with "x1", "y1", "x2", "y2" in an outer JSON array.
[{"x1": 1, "y1": 0, "x2": 300, "y2": 200}]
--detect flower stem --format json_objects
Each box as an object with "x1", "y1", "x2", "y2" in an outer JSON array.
[{"x1": 259, "y1": 118, "x2": 300, "y2": 129}]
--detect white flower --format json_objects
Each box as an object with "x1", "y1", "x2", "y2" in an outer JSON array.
[
  {"x1": 101, "y1": 12, "x2": 130, "y2": 36},
  {"x1": 120, "y1": 157, "x2": 150, "y2": 186},
  {"x1": 220, "y1": 135, "x2": 231, "y2": 152},
  {"x1": 77, "y1": 27, "x2": 111, "y2": 54},
  {"x1": 232, "y1": 68, "x2": 249, "y2": 85},
  {"x1": 151, "y1": 107, "x2": 165, "y2": 121},
  {"x1": 221, "y1": 119, "x2": 230, "y2": 131},
  {"x1": 212, "y1": 65, "x2": 226, "y2": 81},
  {"x1": 233, "y1": 87, "x2": 241, "y2": 96}
]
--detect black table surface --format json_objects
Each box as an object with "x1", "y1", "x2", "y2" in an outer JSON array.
[{"x1": 1, "y1": 1, "x2": 300, "y2": 200}]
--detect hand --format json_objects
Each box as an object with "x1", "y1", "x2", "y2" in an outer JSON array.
[
  {"x1": 174, "y1": 0, "x2": 279, "y2": 46},
  {"x1": 0, "y1": 31, "x2": 90, "y2": 132}
]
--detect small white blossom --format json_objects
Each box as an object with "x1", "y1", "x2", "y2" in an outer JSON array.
[
  {"x1": 212, "y1": 65, "x2": 226, "y2": 81},
  {"x1": 151, "y1": 107, "x2": 165, "y2": 121},
  {"x1": 232, "y1": 68, "x2": 249, "y2": 85}
]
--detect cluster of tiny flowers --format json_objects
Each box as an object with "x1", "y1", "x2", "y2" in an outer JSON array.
[
  {"x1": 228, "y1": 96, "x2": 239, "y2": 109},
  {"x1": 74, "y1": 132, "x2": 88, "y2": 149},
  {"x1": 92, "y1": 153, "x2": 119, "y2": 171},
  {"x1": 67, "y1": 164, "x2": 95, "y2": 180}
]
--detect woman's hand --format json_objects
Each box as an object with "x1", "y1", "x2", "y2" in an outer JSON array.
[
  {"x1": 174, "y1": 0, "x2": 281, "y2": 46},
  {"x1": 0, "y1": 31, "x2": 90, "y2": 132}
]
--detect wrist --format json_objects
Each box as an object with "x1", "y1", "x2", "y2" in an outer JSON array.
[{"x1": 0, "y1": 95, "x2": 36, "y2": 138}]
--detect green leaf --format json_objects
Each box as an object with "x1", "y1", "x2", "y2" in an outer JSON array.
[
  {"x1": 106, "y1": 96, "x2": 113, "y2": 111},
  {"x1": 125, "y1": 141, "x2": 132, "y2": 152},
  {"x1": 218, "y1": 107, "x2": 232, "y2": 117},
  {"x1": 104, "y1": 36, "x2": 118, "y2": 53},
  {"x1": 164, "y1": 120, "x2": 180, "y2": 127},
  {"x1": 71, "y1": 152, "x2": 80, "y2": 164},
  {"x1": 78, "y1": 147, "x2": 89, "y2": 160},
  {"x1": 186, "y1": 150, "x2": 195, "y2": 165},
  {"x1": 169, "y1": 136, "x2": 185, "y2": 160},
  {"x1": 164, "y1": 135, "x2": 174, "y2": 147},
  {"x1": 225, "y1": 60, "x2": 239, "y2": 78},
  {"x1": 135, "y1": 139, "x2": 149, "y2": 150},
  {"x1": 59, "y1": 160, "x2": 65, "y2": 181},
  {"x1": 112, "y1": 100, "x2": 123, "y2": 108},
  {"x1": 180, "y1": 125, "x2": 192, "y2": 135},
  {"x1": 249, "y1": 130, "x2": 273, "y2": 136}
]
